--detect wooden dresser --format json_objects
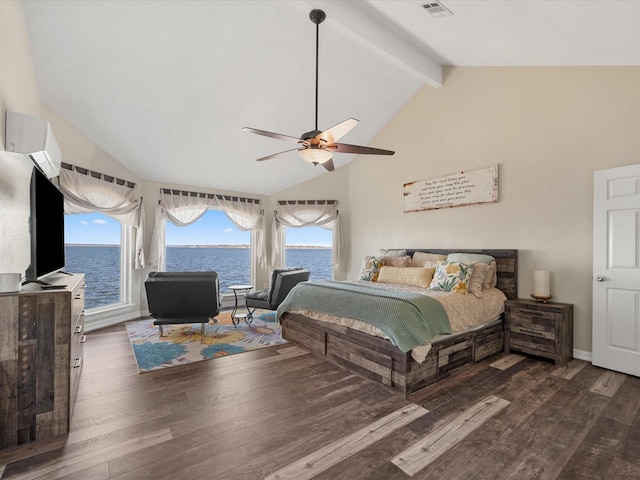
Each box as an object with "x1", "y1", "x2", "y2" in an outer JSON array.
[
  {"x1": 504, "y1": 298, "x2": 573, "y2": 366},
  {"x1": 0, "y1": 273, "x2": 85, "y2": 449}
]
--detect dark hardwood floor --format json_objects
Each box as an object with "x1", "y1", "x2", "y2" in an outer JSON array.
[{"x1": 1, "y1": 322, "x2": 639, "y2": 479}]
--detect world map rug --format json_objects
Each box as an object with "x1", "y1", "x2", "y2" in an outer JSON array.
[{"x1": 125, "y1": 309, "x2": 285, "y2": 373}]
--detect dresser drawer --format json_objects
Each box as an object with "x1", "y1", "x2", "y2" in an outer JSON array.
[{"x1": 70, "y1": 283, "x2": 85, "y2": 332}]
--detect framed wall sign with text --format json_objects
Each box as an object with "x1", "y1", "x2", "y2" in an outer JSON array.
[{"x1": 403, "y1": 164, "x2": 498, "y2": 213}]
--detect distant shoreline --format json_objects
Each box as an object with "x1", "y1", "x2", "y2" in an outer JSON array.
[{"x1": 67, "y1": 244, "x2": 331, "y2": 250}]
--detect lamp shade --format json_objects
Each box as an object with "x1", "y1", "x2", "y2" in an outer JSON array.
[
  {"x1": 533, "y1": 270, "x2": 550, "y2": 297},
  {"x1": 299, "y1": 147, "x2": 332, "y2": 164}
]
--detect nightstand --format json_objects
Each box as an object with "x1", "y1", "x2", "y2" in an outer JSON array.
[{"x1": 504, "y1": 299, "x2": 573, "y2": 366}]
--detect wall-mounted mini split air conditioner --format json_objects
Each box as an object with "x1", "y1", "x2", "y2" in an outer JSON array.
[{"x1": 5, "y1": 111, "x2": 62, "y2": 178}]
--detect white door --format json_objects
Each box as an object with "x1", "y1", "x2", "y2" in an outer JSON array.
[{"x1": 593, "y1": 163, "x2": 640, "y2": 377}]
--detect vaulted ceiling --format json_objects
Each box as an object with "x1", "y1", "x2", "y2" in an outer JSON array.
[{"x1": 21, "y1": 0, "x2": 640, "y2": 195}]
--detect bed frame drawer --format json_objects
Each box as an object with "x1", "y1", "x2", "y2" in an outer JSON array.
[{"x1": 281, "y1": 313, "x2": 505, "y2": 398}]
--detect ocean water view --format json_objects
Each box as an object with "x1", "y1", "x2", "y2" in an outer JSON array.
[{"x1": 65, "y1": 245, "x2": 332, "y2": 309}]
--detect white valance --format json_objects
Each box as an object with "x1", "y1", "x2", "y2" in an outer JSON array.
[
  {"x1": 148, "y1": 189, "x2": 266, "y2": 271},
  {"x1": 58, "y1": 166, "x2": 145, "y2": 269},
  {"x1": 272, "y1": 201, "x2": 343, "y2": 268}
]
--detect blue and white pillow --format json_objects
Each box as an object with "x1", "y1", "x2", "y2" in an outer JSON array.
[
  {"x1": 359, "y1": 255, "x2": 383, "y2": 281},
  {"x1": 429, "y1": 261, "x2": 472, "y2": 295}
]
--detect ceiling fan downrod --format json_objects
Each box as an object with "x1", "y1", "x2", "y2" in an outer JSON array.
[{"x1": 310, "y1": 9, "x2": 325, "y2": 133}]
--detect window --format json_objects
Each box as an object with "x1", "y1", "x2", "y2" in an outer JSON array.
[
  {"x1": 285, "y1": 226, "x2": 333, "y2": 280},
  {"x1": 165, "y1": 209, "x2": 251, "y2": 293},
  {"x1": 64, "y1": 212, "x2": 122, "y2": 309}
]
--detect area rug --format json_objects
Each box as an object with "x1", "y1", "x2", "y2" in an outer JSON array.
[{"x1": 125, "y1": 309, "x2": 284, "y2": 373}]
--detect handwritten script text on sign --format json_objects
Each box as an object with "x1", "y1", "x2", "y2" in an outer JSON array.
[{"x1": 403, "y1": 165, "x2": 498, "y2": 212}]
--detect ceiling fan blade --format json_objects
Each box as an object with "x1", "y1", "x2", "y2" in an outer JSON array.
[
  {"x1": 243, "y1": 127, "x2": 302, "y2": 144},
  {"x1": 320, "y1": 158, "x2": 335, "y2": 172},
  {"x1": 329, "y1": 143, "x2": 395, "y2": 155},
  {"x1": 256, "y1": 148, "x2": 301, "y2": 162},
  {"x1": 317, "y1": 118, "x2": 359, "y2": 144}
]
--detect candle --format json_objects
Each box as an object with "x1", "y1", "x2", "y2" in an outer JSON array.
[{"x1": 533, "y1": 270, "x2": 550, "y2": 297}]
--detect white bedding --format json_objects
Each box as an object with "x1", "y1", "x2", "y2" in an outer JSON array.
[{"x1": 285, "y1": 280, "x2": 507, "y2": 363}]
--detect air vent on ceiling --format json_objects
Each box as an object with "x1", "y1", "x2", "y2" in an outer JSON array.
[{"x1": 422, "y1": 1, "x2": 454, "y2": 18}]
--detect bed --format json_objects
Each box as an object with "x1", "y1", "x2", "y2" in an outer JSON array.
[{"x1": 278, "y1": 249, "x2": 518, "y2": 398}]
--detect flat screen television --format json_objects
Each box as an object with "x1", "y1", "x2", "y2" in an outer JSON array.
[{"x1": 24, "y1": 165, "x2": 66, "y2": 284}]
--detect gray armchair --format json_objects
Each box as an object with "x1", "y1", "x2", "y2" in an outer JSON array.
[
  {"x1": 145, "y1": 271, "x2": 220, "y2": 336},
  {"x1": 246, "y1": 267, "x2": 310, "y2": 311}
]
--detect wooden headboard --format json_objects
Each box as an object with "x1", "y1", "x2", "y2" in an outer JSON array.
[{"x1": 405, "y1": 249, "x2": 518, "y2": 300}]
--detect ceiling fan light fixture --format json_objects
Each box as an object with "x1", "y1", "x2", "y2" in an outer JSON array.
[
  {"x1": 299, "y1": 147, "x2": 332, "y2": 165},
  {"x1": 243, "y1": 9, "x2": 393, "y2": 170}
]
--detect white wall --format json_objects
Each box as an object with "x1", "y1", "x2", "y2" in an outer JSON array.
[
  {"x1": 0, "y1": 1, "x2": 45, "y2": 277},
  {"x1": 42, "y1": 104, "x2": 141, "y2": 181},
  {"x1": 346, "y1": 66, "x2": 640, "y2": 354}
]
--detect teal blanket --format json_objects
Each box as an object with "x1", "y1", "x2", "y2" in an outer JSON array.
[{"x1": 277, "y1": 280, "x2": 451, "y2": 353}]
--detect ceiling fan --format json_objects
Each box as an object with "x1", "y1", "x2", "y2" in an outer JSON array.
[{"x1": 243, "y1": 9, "x2": 395, "y2": 172}]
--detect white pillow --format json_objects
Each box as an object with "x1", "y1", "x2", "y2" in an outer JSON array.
[
  {"x1": 411, "y1": 252, "x2": 447, "y2": 267},
  {"x1": 447, "y1": 253, "x2": 495, "y2": 265},
  {"x1": 379, "y1": 248, "x2": 407, "y2": 257}
]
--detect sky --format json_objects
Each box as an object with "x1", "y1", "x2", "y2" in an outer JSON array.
[{"x1": 64, "y1": 209, "x2": 332, "y2": 247}]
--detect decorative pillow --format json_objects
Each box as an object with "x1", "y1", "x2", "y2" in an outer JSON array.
[
  {"x1": 447, "y1": 253, "x2": 495, "y2": 265},
  {"x1": 429, "y1": 261, "x2": 472, "y2": 295},
  {"x1": 468, "y1": 262, "x2": 493, "y2": 297},
  {"x1": 483, "y1": 261, "x2": 498, "y2": 289},
  {"x1": 379, "y1": 248, "x2": 407, "y2": 257},
  {"x1": 383, "y1": 255, "x2": 412, "y2": 267},
  {"x1": 359, "y1": 255, "x2": 383, "y2": 281},
  {"x1": 376, "y1": 266, "x2": 435, "y2": 288},
  {"x1": 411, "y1": 252, "x2": 447, "y2": 267}
]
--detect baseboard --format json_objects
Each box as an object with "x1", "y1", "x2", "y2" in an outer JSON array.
[
  {"x1": 573, "y1": 348, "x2": 592, "y2": 362},
  {"x1": 85, "y1": 304, "x2": 142, "y2": 333},
  {"x1": 220, "y1": 293, "x2": 237, "y2": 310}
]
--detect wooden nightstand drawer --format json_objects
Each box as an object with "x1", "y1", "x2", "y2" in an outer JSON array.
[
  {"x1": 505, "y1": 299, "x2": 573, "y2": 366},
  {"x1": 509, "y1": 306, "x2": 558, "y2": 323},
  {"x1": 510, "y1": 317, "x2": 557, "y2": 340},
  {"x1": 510, "y1": 333, "x2": 556, "y2": 354}
]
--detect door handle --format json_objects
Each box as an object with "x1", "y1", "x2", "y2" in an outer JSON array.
[{"x1": 595, "y1": 275, "x2": 606, "y2": 282}]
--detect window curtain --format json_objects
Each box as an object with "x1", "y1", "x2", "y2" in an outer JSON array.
[
  {"x1": 272, "y1": 201, "x2": 343, "y2": 268},
  {"x1": 58, "y1": 166, "x2": 146, "y2": 269},
  {"x1": 148, "y1": 190, "x2": 266, "y2": 271},
  {"x1": 216, "y1": 195, "x2": 266, "y2": 269}
]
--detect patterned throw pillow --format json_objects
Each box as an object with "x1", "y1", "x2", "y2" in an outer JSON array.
[
  {"x1": 429, "y1": 261, "x2": 472, "y2": 295},
  {"x1": 359, "y1": 255, "x2": 383, "y2": 281}
]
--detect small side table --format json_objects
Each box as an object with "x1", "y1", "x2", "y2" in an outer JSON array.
[
  {"x1": 504, "y1": 298, "x2": 573, "y2": 366},
  {"x1": 229, "y1": 284, "x2": 253, "y2": 326}
]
